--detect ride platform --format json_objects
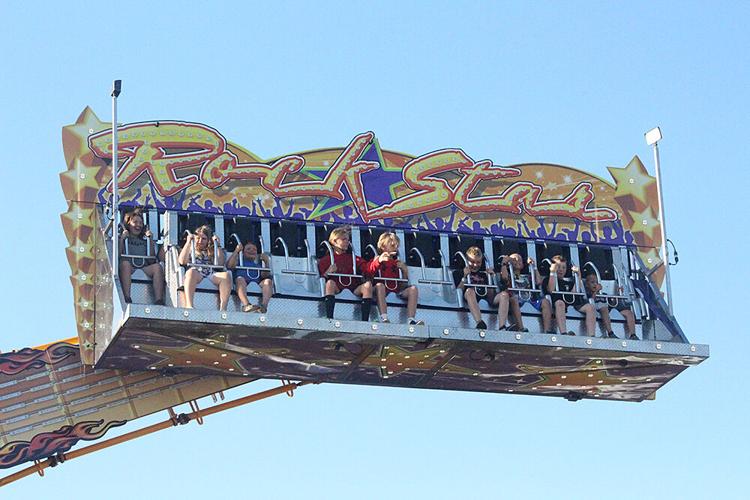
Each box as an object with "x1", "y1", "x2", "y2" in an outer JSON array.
[{"x1": 99, "y1": 303, "x2": 708, "y2": 403}]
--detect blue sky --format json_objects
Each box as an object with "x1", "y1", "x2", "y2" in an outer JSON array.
[{"x1": 0, "y1": 1, "x2": 747, "y2": 498}]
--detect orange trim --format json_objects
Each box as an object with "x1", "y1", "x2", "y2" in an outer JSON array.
[{"x1": 32, "y1": 337, "x2": 79, "y2": 350}]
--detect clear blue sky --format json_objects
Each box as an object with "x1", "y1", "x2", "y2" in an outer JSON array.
[{"x1": 1, "y1": 1, "x2": 747, "y2": 498}]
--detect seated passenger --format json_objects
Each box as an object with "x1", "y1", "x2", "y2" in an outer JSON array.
[
  {"x1": 583, "y1": 272, "x2": 638, "y2": 340},
  {"x1": 119, "y1": 208, "x2": 165, "y2": 305},
  {"x1": 227, "y1": 241, "x2": 273, "y2": 313},
  {"x1": 177, "y1": 225, "x2": 232, "y2": 311},
  {"x1": 452, "y1": 246, "x2": 499, "y2": 330},
  {"x1": 364, "y1": 232, "x2": 424, "y2": 325},
  {"x1": 543, "y1": 255, "x2": 595, "y2": 336},
  {"x1": 318, "y1": 227, "x2": 373, "y2": 321},
  {"x1": 497, "y1": 253, "x2": 544, "y2": 332}
]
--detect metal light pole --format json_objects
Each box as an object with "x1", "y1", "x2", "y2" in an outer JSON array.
[
  {"x1": 645, "y1": 126, "x2": 673, "y2": 315},
  {"x1": 111, "y1": 80, "x2": 122, "y2": 283}
]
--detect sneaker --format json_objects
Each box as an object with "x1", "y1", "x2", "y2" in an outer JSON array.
[
  {"x1": 498, "y1": 325, "x2": 507, "y2": 331},
  {"x1": 546, "y1": 330, "x2": 556, "y2": 335},
  {"x1": 628, "y1": 334, "x2": 639, "y2": 341},
  {"x1": 381, "y1": 317, "x2": 391, "y2": 323},
  {"x1": 565, "y1": 331, "x2": 576, "y2": 336},
  {"x1": 408, "y1": 319, "x2": 425, "y2": 325},
  {"x1": 476, "y1": 320, "x2": 488, "y2": 330},
  {"x1": 154, "y1": 298, "x2": 165, "y2": 306},
  {"x1": 242, "y1": 304, "x2": 256, "y2": 313},
  {"x1": 607, "y1": 331, "x2": 618, "y2": 339},
  {"x1": 258, "y1": 305, "x2": 267, "y2": 314}
]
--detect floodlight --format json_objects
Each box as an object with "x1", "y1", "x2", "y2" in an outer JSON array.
[
  {"x1": 645, "y1": 127, "x2": 662, "y2": 146},
  {"x1": 111, "y1": 80, "x2": 122, "y2": 98}
]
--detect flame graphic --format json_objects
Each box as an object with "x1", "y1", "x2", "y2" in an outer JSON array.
[
  {"x1": 0, "y1": 343, "x2": 77, "y2": 376},
  {"x1": 0, "y1": 419, "x2": 126, "y2": 469}
]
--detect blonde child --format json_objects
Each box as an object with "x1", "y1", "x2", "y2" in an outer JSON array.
[
  {"x1": 318, "y1": 227, "x2": 373, "y2": 320},
  {"x1": 364, "y1": 232, "x2": 423, "y2": 325}
]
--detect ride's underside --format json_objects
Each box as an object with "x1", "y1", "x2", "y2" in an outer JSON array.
[{"x1": 103, "y1": 303, "x2": 705, "y2": 403}]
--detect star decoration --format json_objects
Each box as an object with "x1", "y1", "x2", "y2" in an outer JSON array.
[
  {"x1": 637, "y1": 247, "x2": 664, "y2": 278},
  {"x1": 60, "y1": 207, "x2": 95, "y2": 245},
  {"x1": 607, "y1": 156, "x2": 658, "y2": 211},
  {"x1": 62, "y1": 107, "x2": 110, "y2": 167},
  {"x1": 518, "y1": 359, "x2": 624, "y2": 392},
  {"x1": 363, "y1": 344, "x2": 450, "y2": 378},
  {"x1": 627, "y1": 205, "x2": 662, "y2": 246},
  {"x1": 136, "y1": 342, "x2": 246, "y2": 373},
  {"x1": 307, "y1": 139, "x2": 405, "y2": 220},
  {"x1": 60, "y1": 159, "x2": 108, "y2": 203}
]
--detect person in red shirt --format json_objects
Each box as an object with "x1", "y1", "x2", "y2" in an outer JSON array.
[
  {"x1": 363, "y1": 232, "x2": 424, "y2": 325},
  {"x1": 318, "y1": 227, "x2": 373, "y2": 320}
]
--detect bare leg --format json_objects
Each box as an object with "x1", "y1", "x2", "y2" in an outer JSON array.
[
  {"x1": 622, "y1": 309, "x2": 636, "y2": 337},
  {"x1": 510, "y1": 295, "x2": 524, "y2": 330},
  {"x1": 554, "y1": 300, "x2": 567, "y2": 333},
  {"x1": 374, "y1": 282, "x2": 388, "y2": 315},
  {"x1": 119, "y1": 260, "x2": 133, "y2": 301},
  {"x1": 183, "y1": 268, "x2": 202, "y2": 308},
  {"x1": 404, "y1": 286, "x2": 418, "y2": 318},
  {"x1": 495, "y1": 291, "x2": 510, "y2": 329},
  {"x1": 260, "y1": 278, "x2": 273, "y2": 310},
  {"x1": 211, "y1": 272, "x2": 232, "y2": 311},
  {"x1": 236, "y1": 276, "x2": 250, "y2": 307},
  {"x1": 579, "y1": 303, "x2": 596, "y2": 336},
  {"x1": 599, "y1": 306, "x2": 612, "y2": 334},
  {"x1": 464, "y1": 288, "x2": 482, "y2": 323},
  {"x1": 142, "y1": 263, "x2": 164, "y2": 303},
  {"x1": 541, "y1": 298, "x2": 552, "y2": 332},
  {"x1": 360, "y1": 280, "x2": 373, "y2": 299}
]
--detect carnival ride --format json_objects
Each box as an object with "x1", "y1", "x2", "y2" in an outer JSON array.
[{"x1": 0, "y1": 95, "x2": 708, "y2": 486}]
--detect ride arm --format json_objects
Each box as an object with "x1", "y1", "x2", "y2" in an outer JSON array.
[
  {"x1": 260, "y1": 254, "x2": 272, "y2": 278},
  {"x1": 397, "y1": 260, "x2": 409, "y2": 280},
  {"x1": 177, "y1": 236, "x2": 192, "y2": 266},
  {"x1": 546, "y1": 273, "x2": 556, "y2": 293},
  {"x1": 226, "y1": 246, "x2": 240, "y2": 270}
]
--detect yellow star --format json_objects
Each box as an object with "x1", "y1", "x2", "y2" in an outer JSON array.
[
  {"x1": 636, "y1": 246, "x2": 665, "y2": 290},
  {"x1": 60, "y1": 159, "x2": 107, "y2": 203},
  {"x1": 363, "y1": 345, "x2": 450, "y2": 378},
  {"x1": 627, "y1": 205, "x2": 662, "y2": 246},
  {"x1": 519, "y1": 359, "x2": 623, "y2": 392},
  {"x1": 59, "y1": 205, "x2": 96, "y2": 245},
  {"x1": 607, "y1": 156, "x2": 657, "y2": 207},
  {"x1": 62, "y1": 107, "x2": 110, "y2": 166},
  {"x1": 138, "y1": 342, "x2": 247, "y2": 373}
]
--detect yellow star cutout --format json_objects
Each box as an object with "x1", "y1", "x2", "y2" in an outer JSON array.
[
  {"x1": 62, "y1": 107, "x2": 110, "y2": 166},
  {"x1": 60, "y1": 160, "x2": 107, "y2": 203},
  {"x1": 607, "y1": 156, "x2": 657, "y2": 206},
  {"x1": 627, "y1": 205, "x2": 662, "y2": 246},
  {"x1": 137, "y1": 342, "x2": 247, "y2": 373},
  {"x1": 363, "y1": 345, "x2": 450, "y2": 378},
  {"x1": 636, "y1": 247, "x2": 665, "y2": 282},
  {"x1": 59, "y1": 205, "x2": 96, "y2": 245},
  {"x1": 519, "y1": 359, "x2": 623, "y2": 390}
]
